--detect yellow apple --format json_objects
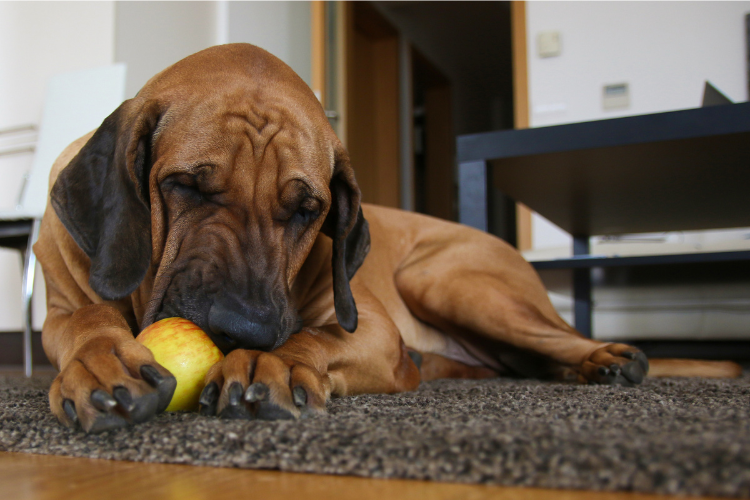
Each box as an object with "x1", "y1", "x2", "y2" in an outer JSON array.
[{"x1": 136, "y1": 317, "x2": 224, "y2": 412}]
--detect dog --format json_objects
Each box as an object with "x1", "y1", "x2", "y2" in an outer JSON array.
[{"x1": 35, "y1": 44, "x2": 741, "y2": 433}]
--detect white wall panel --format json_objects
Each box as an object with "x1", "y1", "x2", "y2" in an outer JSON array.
[
  {"x1": 0, "y1": 1, "x2": 115, "y2": 331},
  {"x1": 228, "y1": 1, "x2": 312, "y2": 86}
]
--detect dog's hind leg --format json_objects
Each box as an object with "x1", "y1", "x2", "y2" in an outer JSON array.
[
  {"x1": 411, "y1": 350, "x2": 500, "y2": 381},
  {"x1": 395, "y1": 228, "x2": 648, "y2": 385}
]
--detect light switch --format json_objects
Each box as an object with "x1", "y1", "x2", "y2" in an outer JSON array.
[
  {"x1": 602, "y1": 83, "x2": 630, "y2": 110},
  {"x1": 537, "y1": 31, "x2": 561, "y2": 58}
]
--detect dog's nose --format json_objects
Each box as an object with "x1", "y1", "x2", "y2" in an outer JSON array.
[{"x1": 208, "y1": 304, "x2": 277, "y2": 352}]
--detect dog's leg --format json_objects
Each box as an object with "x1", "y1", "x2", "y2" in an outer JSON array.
[
  {"x1": 198, "y1": 282, "x2": 421, "y2": 419},
  {"x1": 44, "y1": 304, "x2": 176, "y2": 433},
  {"x1": 394, "y1": 230, "x2": 648, "y2": 386}
]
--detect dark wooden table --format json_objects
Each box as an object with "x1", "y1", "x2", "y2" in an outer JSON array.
[{"x1": 457, "y1": 102, "x2": 750, "y2": 337}]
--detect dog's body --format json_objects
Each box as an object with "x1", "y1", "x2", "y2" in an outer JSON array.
[{"x1": 35, "y1": 44, "x2": 740, "y2": 433}]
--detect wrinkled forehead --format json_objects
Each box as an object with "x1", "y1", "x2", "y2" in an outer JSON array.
[{"x1": 151, "y1": 85, "x2": 336, "y2": 185}]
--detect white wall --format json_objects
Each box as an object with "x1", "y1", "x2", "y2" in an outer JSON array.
[
  {"x1": 114, "y1": 1, "x2": 311, "y2": 97},
  {"x1": 0, "y1": 2, "x2": 115, "y2": 130},
  {"x1": 227, "y1": 1, "x2": 312, "y2": 87},
  {"x1": 528, "y1": 1, "x2": 749, "y2": 128},
  {"x1": 115, "y1": 1, "x2": 219, "y2": 98},
  {"x1": 0, "y1": 1, "x2": 116, "y2": 331},
  {"x1": 525, "y1": 1, "x2": 750, "y2": 251}
]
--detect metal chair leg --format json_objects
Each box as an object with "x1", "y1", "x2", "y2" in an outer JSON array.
[{"x1": 22, "y1": 219, "x2": 41, "y2": 378}]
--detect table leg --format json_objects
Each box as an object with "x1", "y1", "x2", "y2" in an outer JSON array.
[
  {"x1": 458, "y1": 160, "x2": 488, "y2": 232},
  {"x1": 573, "y1": 235, "x2": 592, "y2": 338}
]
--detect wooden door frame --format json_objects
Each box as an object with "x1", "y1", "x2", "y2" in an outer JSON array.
[
  {"x1": 310, "y1": 1, "x2": 351, "y2": 146},
  {"x1": 313, "y1": 2, "x2": 399, "y2": 208},
  {"x1": 348, "y1": 2, "x2": 400, "y2": 208},
  {"x1": 511, "y1": 0, "x2": 533, "y2": 251}
]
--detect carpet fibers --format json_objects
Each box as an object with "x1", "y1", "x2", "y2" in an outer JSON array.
[{"x1": 1, "y1": 373, "x2": 749, "y2": 497}]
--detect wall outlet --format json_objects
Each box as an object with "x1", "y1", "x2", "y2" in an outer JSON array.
[
  {"x1": 537, "y1": 31, "x2": 561, "y2": 58},
  {"x1": 603, "y1": 83, "x2": 630, "y2": 110}
]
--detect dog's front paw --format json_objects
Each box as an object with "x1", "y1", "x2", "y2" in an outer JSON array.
[
  {"x1": 198, "y1": 350, "x2": 328, "y2": 420},
  {"x1": 579, "y1": 343, "x2": 649, "y2": 386},
  {"x1": 49, "y1": 337, "x2": 176, "y2": 433}
]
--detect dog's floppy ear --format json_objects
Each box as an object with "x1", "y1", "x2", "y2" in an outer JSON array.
[
  {"x1": 51, "y1": 99, "x2": 159, "y2": 301},
  {"x1": 321, "y1": 147, "x2": 371, "y2": 333}
]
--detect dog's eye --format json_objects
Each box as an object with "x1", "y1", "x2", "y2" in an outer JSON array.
[
  {"x1": 293, "y1": 205, "x2": 319, "y2": 225},
  {"x1": 165, "y1": 174, "x2": 196, "y2": 189},
  {"x1": 290, "y1": 198, "x2": 321, "y2": 225},
  {"x1": 164, "y1": 174, "x2": 202, "y2": 201}
]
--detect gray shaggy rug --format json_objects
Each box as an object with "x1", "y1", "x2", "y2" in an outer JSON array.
[{"x1": 1, "y1": 373, "x2": 748, "y2": 497}]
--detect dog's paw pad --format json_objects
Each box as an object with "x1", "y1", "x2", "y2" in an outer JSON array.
[
  {"x1": 254, "y1": 400, "x2": 296, "y2": 421},
  {"x1": 581, "y1": 344, "x2": 649, "y2": 386}
]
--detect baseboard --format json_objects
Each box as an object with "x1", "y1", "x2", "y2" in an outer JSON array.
[
  {"x1": 631, "y1": 340, "x2": 750, "y2": 362},
  {"x1": 0, "y1": 331, "x2": 50, "y2": 366},
  {"x1": 1, "y1": 332, "x2": 747, "y2": 369}
]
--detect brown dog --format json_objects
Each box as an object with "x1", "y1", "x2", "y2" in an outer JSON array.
[{"x1": 35, "y1": 44, "x2": 740, "y2": 433}]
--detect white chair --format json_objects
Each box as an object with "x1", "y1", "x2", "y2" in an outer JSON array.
[{"x1": 0, "y1": 64, "x2": 126, "y2": 376}]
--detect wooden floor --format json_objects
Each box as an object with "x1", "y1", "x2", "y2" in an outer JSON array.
[{"x1": 0, "y1": 451, "x2": 718, "y2": 500}]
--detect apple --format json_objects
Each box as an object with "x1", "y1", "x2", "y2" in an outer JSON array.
[{"x1": 136, "y1": 317, "x2": 224, "y2": 412}]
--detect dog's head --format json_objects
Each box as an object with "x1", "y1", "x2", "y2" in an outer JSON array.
[{"x1": 50, "y1": 44, "x2": 370, "y2": 353}]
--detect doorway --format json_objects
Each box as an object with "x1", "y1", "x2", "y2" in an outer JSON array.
[
  {"x1": 412, "y1": 49, "x2": 454, "y2": 220},
  {"x1": 345, "y1": 2, "x2": 400, "y2": 208},
  {"x1": 317, "y1": 1, "x2": 516, "y2": 225}
]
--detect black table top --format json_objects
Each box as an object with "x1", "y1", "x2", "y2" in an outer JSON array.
[{"x1": 457, "y1": 103, "x2": 750, "y2": 237}]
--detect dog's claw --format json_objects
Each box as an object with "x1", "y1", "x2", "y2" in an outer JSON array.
[
  {"x1": 244, "y1": 382, "x2": 294, "y2": 420},
  {"x1": 228, "y1": 382, "x2": 244, "y2": 406},
  {"x1": 292, "y1": 386, "x2": 307, "y2": 407},
  {"x1": 245, "y1": 382, "x2": 269, "y2": 403},
  {"x1": 199, "y1": 382, "x2": 219, "y2": 416},
  {"x1": 613, "y1": 349, "x2": 648, "y2": 385},
  {"x1": 140, "y1": 364, "x2": 163, "y2": 386},
  {"x1": 140, "y1": 365, "x2": 177, "y2": 413},
  {"x1": 218, "y1": 382, "x2": 255, "y2": 419},
  {"x1": 605, "y1": 361, "x2": 635, "y2": 387},
  {"x1": 112, "y1": 386, "x2": 135, "y2": 413},
  {"x1": 156, "y1": 376, "x2": 177, "y2": 413},
  {"x1": 200, "y1": 382, "x2": 219, "y2": 406},
  {"x1": 407, "y1": 351, "x2": 423, "y2": 370},
  {"x1": 621, "y1": 357, "x2": 646, "y2": 385},
  {"x1": 218, "y1": 389, "x2": 253, "y2": 419},
  {"x1": 621, "y1": 350, "x2": 649, "y2": 372},
  {"x1": 130, "y1": 392, "x2": 160, "y2": 423},
  {"x1": 62, "y1": 399, "x2": 78, "y2": 426},
  {"x1": 91, "y1": 389, "x2": 117, "y2": 412},
  {"x1": 634, "y1": 351, "x2": 649, "y2": 373},
  {"x1": 112, "y1": 385, "x2": 158, "y2": 423}
]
